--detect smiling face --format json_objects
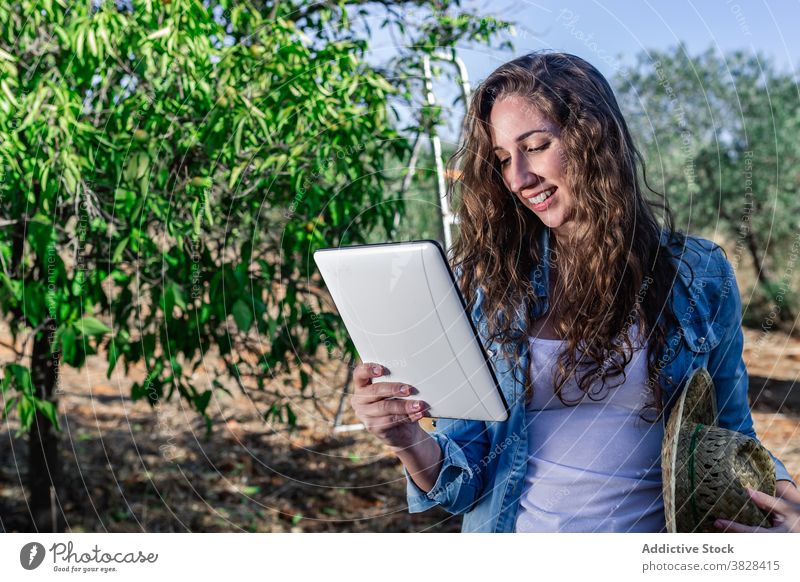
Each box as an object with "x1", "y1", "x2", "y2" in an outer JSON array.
[{"x1": 489, "y1": 95, "x2": 577, "y2": 237}]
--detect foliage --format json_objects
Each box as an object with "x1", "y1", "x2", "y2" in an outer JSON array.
[
  {"x1": 617, "y1": 46, "x2": 800, "y2": 315},
  {"x1": 0, "y1": 0, "x2": 511, "y2": 433},
  {"x1": 368, "y1": 142, "x2": 460, "y2": 245}
]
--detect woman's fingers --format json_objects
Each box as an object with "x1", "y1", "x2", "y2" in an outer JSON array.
[
  {"x1": 359, "y1": 397, "x2": 427, "y2": 418},
  {"x1": 363, "y1": 408, "x2": 427, "y2": 435},
  {"x1": 354, "y1": 392, "x2": 429, "y2": 429},
  {"x1": 375, "y1": 399, "x2": 425, "y2": 416},
  {"x1": 353, "y1": 362, "x2": 386, "y2": 387},
  {"x1": 714, "y1": 487, "x2": 800, "y2": 533},
  {"x1": 350, "y1": 361, "x2": 429, "y2": 441},
  {"x1": 353, "y1": 381, "x2": 413, "y2": 404},
  {"x1": 747, "y1": 487, "x2": 792, "y2": 516}
]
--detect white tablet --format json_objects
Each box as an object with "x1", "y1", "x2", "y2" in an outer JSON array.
[{"x1": 313, "y1": 240, "x2": 509, "y2": 422}]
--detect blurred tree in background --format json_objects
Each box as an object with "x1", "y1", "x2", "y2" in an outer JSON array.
[
  {"x1": 617, "y1": 46, "x2": 800, "y2": 326},
  {"x1": 368, "y1": 143, "x2": 459, "y2": 245},
  {"x1": 0, "y1": 0, "x2": 510, "y2": 530}
]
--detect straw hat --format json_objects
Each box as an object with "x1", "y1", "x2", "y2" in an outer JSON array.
[{"x1": 661, "y1": 367, "x2": 776, "y2": 533}]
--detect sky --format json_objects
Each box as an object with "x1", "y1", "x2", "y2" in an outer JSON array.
[
  {"x1": 360, "y1": 0, "x2": 800, "y2": 142},
  {"x1": 466, "y1": 0, "x2": 799, "y2": 80}
]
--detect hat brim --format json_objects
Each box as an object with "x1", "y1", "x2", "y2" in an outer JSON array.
[{"x1": 661, "y1": 368, "x2": 717, "y2": 533}]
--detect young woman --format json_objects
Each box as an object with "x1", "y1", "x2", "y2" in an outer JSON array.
[{"x1": 350, "y1": 52, "x2": 799, "y2": 532}]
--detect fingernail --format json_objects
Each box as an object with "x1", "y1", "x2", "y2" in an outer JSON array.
[
  {"x1": 413, "y1": 401, "x2": 421, "y2": 411},
  {"x1": 400, "y1": 385, "x2": 409, "y2": 395},
  {"x1": 372, "y1": 366, "x2": 381, "y2": 375}
]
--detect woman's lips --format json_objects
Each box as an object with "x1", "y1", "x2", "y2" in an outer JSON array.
[{"x1": 525, "y1": 187, "x2": 558, "y2": 211}]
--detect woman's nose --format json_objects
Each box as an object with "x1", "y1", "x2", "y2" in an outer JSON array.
[{"x1": 508, "y1": 156, "x2": 538, "y2": 194}]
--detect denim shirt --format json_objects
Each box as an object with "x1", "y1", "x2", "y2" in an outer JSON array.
[{"x1": 404, "y1": 227, "x2": 795, "y2": 533}]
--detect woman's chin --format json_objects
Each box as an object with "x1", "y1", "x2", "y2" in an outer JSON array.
[{"x1": 532, "y1": 209, "x2": 567, "y2": 229}]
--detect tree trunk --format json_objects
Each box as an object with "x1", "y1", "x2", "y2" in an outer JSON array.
[
  {"x1": 745, "y1": 230, "x2": 797, "y2": 325},
  {"x1": 28, "y1": 319, "x2": 63, "y2": 532}
]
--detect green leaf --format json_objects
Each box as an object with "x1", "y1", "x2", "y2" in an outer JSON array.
[
  {"x1": 147, "y1": 26, "x2": 171, "y2": 41},
  {"x1": 17, "y1": 396, "x2": 34, "y2": 433},
  {"x1": 135, "y1": 152, "x2": 149, "y2": 179},
  {"x1": 195, "y1": 390, "x2": 212, "y2": 415},
  {"x1": 172, "y1": 284, "x2": 187, "y2": 310},
  {"x1": 87, "y1": 28, "x2": 97, "y2": 57},
  {"x1": 3, "y1": 364, "x2": 33, "y2": 396},
  {"x1": 112, "y1": 236, "x2": 129, "y2": 263},
  {"x1": 34, "y1": 398, "x2": 61, "y2": 431},
  {"x1": 124, "y1": 152, "x2": 149, "y2": 181},
  {"x1": 27, "y1": 221, "x2": 54, "y2": 260},
  {"x1": 285, "y1": 403, "x2": 297, "y2": 427},
  {"x1": 75, "y1": 27, "x2": 85, "y2": 60},
  {"x1": 229, "y1": 163, "x2": 245, "y2": 189},
  {"x1": 23, "y1": 283, "x2": 45, "y2": 325},
  {"x1": 75, "y1": 317, "x2": 112, "y2": 336},
  {"x1": 233, "y1": 117, "x2": 245, "y2": 153},
  {"x1": 1, "y1": 273, "x2": 21, "y2": 301},
  {"x1": 40, "y1": 164, "x2": 49, "y2": 192},
  {"x1": 232, "y1": 299, "x2": 253, "y2": 331},
  {"x1": 60, "y1": 325, "x2": 77, "y2": 363},
  {"x1": 106, "y1": 339, "x2": 119, "y2": 379}
]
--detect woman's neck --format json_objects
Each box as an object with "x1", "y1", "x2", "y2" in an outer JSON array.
[{"x1": 550, "y1": 219, "x2": 589, "y2": 248}]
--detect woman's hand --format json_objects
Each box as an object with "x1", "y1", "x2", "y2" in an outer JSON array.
[
  {"x1": 352, "y1": 362, "x2": 444, "y2": 493},
  {"x1": 352, "y1": 361, "x2": 430, "y2": 450},
  {"x1": 715, "y1": 485, "x2": 800, "y2": 533}
]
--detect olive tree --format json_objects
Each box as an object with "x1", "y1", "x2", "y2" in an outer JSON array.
[{"x1": 617, "y1": 46, "x2": 800, "y2": 323}]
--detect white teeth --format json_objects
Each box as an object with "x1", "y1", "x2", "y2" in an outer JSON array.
[{"x1": 528, "y1": 188, "x2": 555, "y2": 205}]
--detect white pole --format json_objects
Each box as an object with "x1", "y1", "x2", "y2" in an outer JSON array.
[
  {"x1": 426, "y1": 50, "x2": 472, "y2": 250},
  {"x1": 422, "y1": 54, "x2": 454, "y2": 250}
]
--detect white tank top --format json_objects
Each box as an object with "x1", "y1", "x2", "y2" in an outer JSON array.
[{"x1": 514, "y1": 325, "x2": 666, "y2": 532}]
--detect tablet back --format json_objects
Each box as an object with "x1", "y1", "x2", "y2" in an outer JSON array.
[{"x1": 314, "y1": 240, "x2": 508, "y2": 422}]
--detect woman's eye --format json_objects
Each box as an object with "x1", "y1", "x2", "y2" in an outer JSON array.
[
  {"x1": 526, "y1": 143, "x2": 550, "y2": 153},
  {"x1": 498, "y1": 158, "x2": 510, "y2": 167}
]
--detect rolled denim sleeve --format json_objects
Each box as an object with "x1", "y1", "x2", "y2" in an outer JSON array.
[
  {"x1": 708, "y1": 251, "x2": 796, "y2": 485},
  {"x1": 404, "y1": 418, "x2": 490, "y2": 515}
]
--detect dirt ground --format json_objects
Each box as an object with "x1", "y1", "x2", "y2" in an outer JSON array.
[{"x1": 1, "y1": 325, "x2": 798, "y2": 533}]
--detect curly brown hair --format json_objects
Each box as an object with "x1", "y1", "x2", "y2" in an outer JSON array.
[{"x1": 447, "y1": 51, "x2": 686, "y2": 419}]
